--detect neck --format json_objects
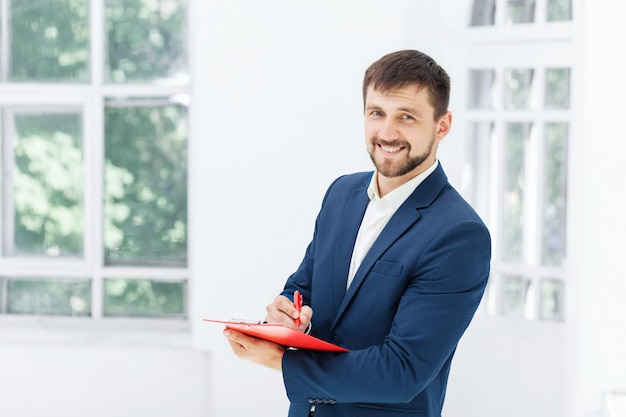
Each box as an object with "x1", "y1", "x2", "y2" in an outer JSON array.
[
  {"x1": 375, "y1": 160, "x2": 437, "y2": 198},
  {"x1": 376, "y1": 173, "x2": 415, "y2": 198}
]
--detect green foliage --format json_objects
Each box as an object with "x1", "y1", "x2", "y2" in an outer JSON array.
[
  {"x1": 104, "y1": 103, "x2": 188, "y2": 266},
  {"x1": 503, "y1": 122, "x2": 528, "y2": 263},
  {"x1": 104, "y1": 278, "x2": 186, "y2": 317},
  {"x1": 11, "y1": 0, "x2": 89, "y2": 81},
  {"x1": 3, "y1": 0, "x2": 189, "y2": 318},
  {"x1": 13, "y1": 113, "x2": 84, "y2": 256},
  {"x1": 106, "y1": 0, "x2": 187, "y2": 82},
  {"x1": 7, "y1": 278, "x2": 91, "y2": 316}
]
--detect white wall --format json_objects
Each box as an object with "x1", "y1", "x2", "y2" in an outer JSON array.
[
  {"x1": 190, "y1": 1, "x2": 421, "y2": 416},
  {"x1": 569, "y1": 0, "x2": 626, "y2": 415},
  {"x1": 0, "y1": 322, "x2": 210, "y2": 417}
]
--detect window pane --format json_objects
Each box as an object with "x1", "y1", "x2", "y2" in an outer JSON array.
[
  {"x1": 104, "y1": 278, "x2": 186, "y2": 318},
  {"x1": 504, "y1": 68, "x2": 535, "y2": 109},
  {"x1": 4, "y1": 111, "x2": 84, "y2": 257},
  {"x1": 0, "y1": 278, "x2": 5, "y2": 313},
  {"x1": 467, "y1": 121, "x2": 493, "y2": 220},
  {"x1": 5, "y1": 278, "x2": 91, "y2": 316},
  {"x1": 470, "y1": 0, "x2": 496, "y2": 26},
  {"x1": 106, "y1": 0, "x2": 188, "y2": 84},
  {"x1": 547, "y1": 0, "x2": 572, "y2": 22},
  {"x1": 540, "y1": 278, "x2": 564, "y2": 320},
  {"x1": 468, "y1": 69, "x2": 495, "y2": 109},
  {"x1": 507, "y1": 0, "x2": 536, "y2": 24},
  {"x1": 503, "y1": 122, "x2": 531, "y2": 263},
  {"x1": 542, "y1": 123, "x2": 568, "y2": 266},
  {"x1": 501, "y1": 274, "x2": 531, "y2": 317},
  {"x1": 545, "y1": 68, "x2": 570, "y2": 109},
  {"x1": 104, "y1": 99, "x2": 188, "y2": 266},
  {"x1": 10, "y1": 0, "x2": 89, "y2": 82}
]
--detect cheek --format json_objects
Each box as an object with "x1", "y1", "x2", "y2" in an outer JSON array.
[{"x1": 364, "y1": 121, "x2": 380, "y2": 139}]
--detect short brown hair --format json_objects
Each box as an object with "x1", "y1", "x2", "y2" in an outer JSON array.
[{"x1": 362, "y1": 50, "x2": 450, "y2": 119}]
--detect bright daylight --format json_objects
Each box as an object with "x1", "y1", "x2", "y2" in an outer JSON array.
[{"x1": 0, "y1": 1, "x2": 624, "y2": 417}]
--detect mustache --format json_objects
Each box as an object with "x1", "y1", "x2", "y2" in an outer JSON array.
[{"x1": 371, "y1": 137, "x2": 410, "y2": 149}]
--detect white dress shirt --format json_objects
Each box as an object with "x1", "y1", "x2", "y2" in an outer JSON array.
[{"x1": 346, "y1": 160, "x2": 439, "y2": 289}]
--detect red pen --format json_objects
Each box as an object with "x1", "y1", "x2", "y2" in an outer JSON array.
[{"x1": 293, "y1": 290, "x2": 302, "y2": 328}]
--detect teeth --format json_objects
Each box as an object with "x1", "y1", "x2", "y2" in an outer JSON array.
[{"x1": 381, "y1": 145, "x2": 402, "y2": 153}]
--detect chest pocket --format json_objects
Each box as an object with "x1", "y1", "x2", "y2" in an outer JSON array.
[{"x1": 370, "y1": 260, "x2": 403, "y2": 277}]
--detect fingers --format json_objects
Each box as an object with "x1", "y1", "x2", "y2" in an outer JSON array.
[
  {"x1": 265, "y1": 295, "x2": 313, "y2": 332},
  {"x1": 298, "y1": 306, "x2": 313, "y2": 331},
  {"x1": 223, "y1": 329, "x2": 285, "y2": 370},
  {"x1": 224, "y1": 329, "x2": 254, "y2": 358}
]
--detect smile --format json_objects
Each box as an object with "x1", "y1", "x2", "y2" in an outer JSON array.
[{"x1": 378, "y1": 144, "x2": 406, "y2": 154}]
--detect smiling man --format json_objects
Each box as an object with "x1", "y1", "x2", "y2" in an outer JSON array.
[{"x1": 224, "y1": 50, "x2": 491, "y2": 417}]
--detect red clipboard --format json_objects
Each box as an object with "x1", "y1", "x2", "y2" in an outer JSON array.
[{"x1": 204, "y1": 319, "x2": 349, "y2": 352}]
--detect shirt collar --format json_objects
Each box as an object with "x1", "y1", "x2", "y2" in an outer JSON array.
[{"x1": 367, "y1": 160, "x2": 439, "y2": 205}]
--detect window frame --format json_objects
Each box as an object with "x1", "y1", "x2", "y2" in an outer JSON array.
[
  {"x1": 0, "y1": 0, "x2": 190, "y2": 328},
  {"x1": 463, "y1": 0, "x2": 574, "y2": 321}
]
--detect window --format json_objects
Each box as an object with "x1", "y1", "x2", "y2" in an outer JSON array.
[
  {"x1": 0, "y1": 0, "x2": 189, "y2": 320},
  {"x1": 466, "y1": 0, "x2": 572, "y2": 321},
  {"x1": 470, "y1": 0, "x2": 572, "y2": 26}
]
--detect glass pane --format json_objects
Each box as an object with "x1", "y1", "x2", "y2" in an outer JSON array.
[
  {"x1": 106, "y1": 0, "x2": 188, "y2": 84},
  {"x1": 104, "y1": 278, "x2": 186, "y2": 318},
  {"x1": 507, "y1": 0, "x2": 536, "y2": 24},
  {"x1": 503, "y1": 122, "x2": 531, "y2": 263},
  {"x1": 6, "y1": 278, "x2": 91, "y2": 316},
  {"x1": 542, "y1": 123, "x2": 568, "y2": 266},
  {"x1": 104, "y1": 99, "x2": 188, "y2": 266},
  {"x1": 504, "y1": 68, "x2": 535, "y2": 110},
  {"x1": 5, "y1": 111, "x2": 84, "y2": 257},
  {"x1": 467, "y1": 121, "x2": 493, "y2": 220},
  {"x1": 540, "y1": 279, "x2": 564, "y2": 320},
  {"x1": 470, "y1": 0, "x2": 496, "y2": 26},
  {"x1": 0, "y1": 277, "x2": 5, "y2": 313},
  {"x1": 501, "y1": 274, "x2": 531, "y2": 317},
  {"x1": 547, "y1": 0, "x2": 572, "y2": 22},
  {"x1": 468, "y1": 69, "x2": 495, "y2": 109},
  {"x1": 545, "y1": 68, "x2": 570, "y2": 109},
  {"x1": 10, "y1": 0, "x2": 89, "y2": 82}
]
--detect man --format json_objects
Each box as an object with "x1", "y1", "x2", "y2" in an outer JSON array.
[{"x1": 224, "y1": 49, "x2": 491, "y2": 417}]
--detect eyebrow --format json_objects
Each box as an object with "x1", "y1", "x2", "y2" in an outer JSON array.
[
  {"x1": 365, "y1": 104, "x2": 425, "y2": 119},
  {"x1": 398, "y1": 106, "x2": 425, "y2": 119}
]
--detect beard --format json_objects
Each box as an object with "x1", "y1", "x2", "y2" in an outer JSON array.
[{"x1": 368, "y1": 132, "x2": 436, "y2": 178}]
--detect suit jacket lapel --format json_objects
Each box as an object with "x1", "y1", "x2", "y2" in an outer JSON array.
[
  {"x1": 331, "y1": 176, "x2": 371, "y2": 312},
  {"x1": 331, "y1": 164, "x2": 449, "y2": 330}
]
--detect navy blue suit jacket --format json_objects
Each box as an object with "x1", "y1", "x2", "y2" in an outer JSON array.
[{"x1": 280, "y1": 164, "x2": 491, "y2": 417}]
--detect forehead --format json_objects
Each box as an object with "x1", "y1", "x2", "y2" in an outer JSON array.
[{"x1": 365, "y1": 84, "x2": 434, "y2": 112}]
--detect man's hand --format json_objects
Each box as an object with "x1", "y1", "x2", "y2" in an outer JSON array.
[
  {"x1": 265, "y1": 295, "x2": 313, "y2": 332},
  {"x1": 224, "y1": 329, "x2": 286, "y2": 370}
]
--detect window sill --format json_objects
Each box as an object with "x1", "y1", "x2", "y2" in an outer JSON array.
[{"x1": 0, "y1": 315, "x2": 192, "y2": 348}]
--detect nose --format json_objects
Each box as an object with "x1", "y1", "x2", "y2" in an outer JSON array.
[{"x1": 378, "y1": 117, "x2": 400, "y2": 141}]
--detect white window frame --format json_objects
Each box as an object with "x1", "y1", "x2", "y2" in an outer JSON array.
[
  {"x1": 0, "y1": 0, "x2": 190, "y2": 331},
  {"x1": 462, "y1": 0, "x2": 575, "y2": 321}
]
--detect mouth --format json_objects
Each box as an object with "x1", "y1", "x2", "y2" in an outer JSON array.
[{"x1": 377, "y1": 143, "x2": 407, "y2": 155}]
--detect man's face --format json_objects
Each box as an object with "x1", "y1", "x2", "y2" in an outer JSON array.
[{"x1": 364, "y1": 84, "x2": 450, "y2": 184}]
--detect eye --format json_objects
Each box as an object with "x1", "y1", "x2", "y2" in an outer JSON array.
[
  {"x1": 401, "y1": 114, "x2": 415, "y2": 121},
  {"x1": 370, "y1": 110, "x2": 383, "y2": 117}
]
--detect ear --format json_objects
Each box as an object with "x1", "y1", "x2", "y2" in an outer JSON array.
[{"x1": 435, "y1": 112, "x2": 452, "y2": 141}]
